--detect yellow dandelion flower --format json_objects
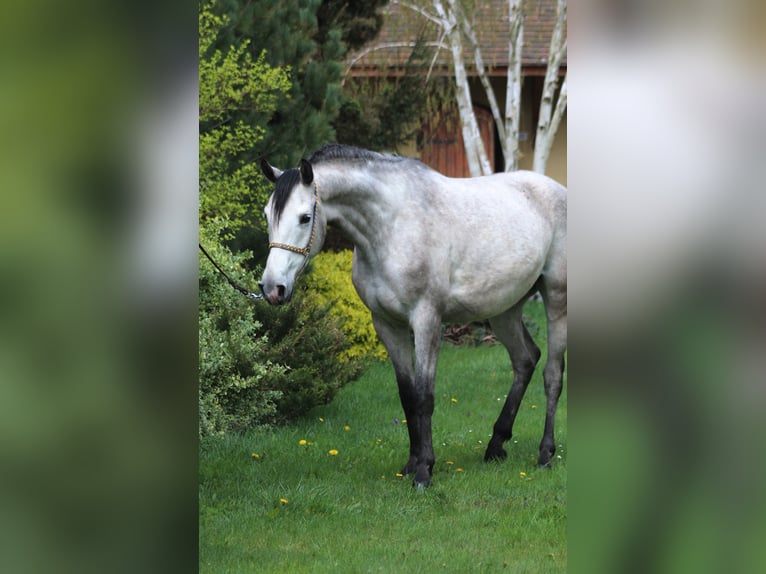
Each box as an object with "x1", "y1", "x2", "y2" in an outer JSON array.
[
  {"x1": 450, "y1": 397, "x2": 458, "y2": 403},
  {"x1": 328, "y1": 449, "x2": 339, "y2": 456},
  {"x1": 456, "y1": 468, "x2": 464, "y2": 473},
  {"x1": 520, "y1": 471, "x2": 527, "y2": 478},
  {"x1": 395, "y1": 473, "x2": 404, "y2": 478},
  {"x1": 344, "y1": 425, "x2": 351, "y2": 431},
  {"x1": 299, "y1": 439, "x2": 307, "y2": 446},
  {"x1": 319, "y1": 417, "x2": 325, "y2": 422},
  {"x1": 280, "y1": 498, "x2": 288, "y2": 504},
  {"x1": 251, "y1": 452, "x2": 260, "y2": 459},
  {"x1": 402, "y1": 419, "x2": 407, "y2": 424},
  {"x1": 446, "y1": 461, "x2": 454, "y2": 465},
  {"x1": 531, "y1": 404, "x2": 538, "y2": 409}
]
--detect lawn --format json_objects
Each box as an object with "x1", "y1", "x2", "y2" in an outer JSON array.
[{"x1": 200, "y1": 303, "x2": 567, "y2": 572}]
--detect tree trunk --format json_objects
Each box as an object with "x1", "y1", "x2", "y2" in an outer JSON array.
[
  {"x1": 532, "y1": 0, "x2": 567, "y2": 174},
  {"x1": 461, "y1": 15, "x2": 508, "y2": 164},
  {"x1": 434, "y1": 0, "x2": 492, "y2": 176},
  {"x1": 504, "y1": 0, "x2": 524, "y2": 172},
  {"x1": 395, "y1": 0, "x2": 567, "y2": 177}
]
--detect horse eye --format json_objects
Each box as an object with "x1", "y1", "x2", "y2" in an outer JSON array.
[{"x1": 299, "y1": 214, "x2": 311, "y2": 225}]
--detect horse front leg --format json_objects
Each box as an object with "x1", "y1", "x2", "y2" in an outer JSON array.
[
  {"x1": 373, "y1": 308, "x2": 441, "y2": 488},
  {"x1": 407, "y1": 305, "x2": 442, "y2": 488},
  {"x1": 371, "y1": 315, "x2": 418, "y2": 476}
]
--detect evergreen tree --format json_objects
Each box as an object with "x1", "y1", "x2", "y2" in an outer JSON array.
[
  {"x1": 212, "y1": 0, "x2": 358, "y2": 168},
  {"x1": 315, "y1": 0, "x2": 388, "y2": 52}
]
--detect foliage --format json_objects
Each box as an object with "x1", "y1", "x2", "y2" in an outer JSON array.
[
  {"x1": 334, "y1": 36, "x2": 431, "y2": 151},
  {"x1": 199, "y1": 0, "x2": 366, "y2": 436},
  {"x1": 199, "y1": 221, "x2": 284, "y2": 435},
  {"x1": 211, "y1": 0, "x2": 350, "y2": 169},
  {"x1": 199, "y1": 0, "x2": 291, "y2": 234},
  {"x1": 199, "y1": 222, "x2": 362, "y2": 435},
  {"x1": 315, "y1": 0, "x2": 388, "y2": 52},
  {"x1": 301, "y1": 250, "x2": 388, "y2": 362},
  {"x1": 252, "y1": 292, "x2": 363, "y2": 422}
]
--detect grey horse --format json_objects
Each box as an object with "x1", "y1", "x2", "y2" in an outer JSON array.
[{"x1": 259, "y1": 144, "x2": 567, "y2": 488}]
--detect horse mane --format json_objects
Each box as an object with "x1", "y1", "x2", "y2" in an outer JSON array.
[
  {"x1": 308, "y1": 143, "x2": 407, "y2": 166},
  {"x1": 271, "y1": 144, "x2": 419, "y2": 222},
  {"x1": 270, "y1": 168, "x2": 302, "y2": 224}
]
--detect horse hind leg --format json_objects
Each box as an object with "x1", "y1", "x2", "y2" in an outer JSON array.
[
  {"x1": 484, "y1": 302, "x2": 541, "y2": 462},
  {"x1": 538, "y1": 273, "x2": 567, "y2": 467}
]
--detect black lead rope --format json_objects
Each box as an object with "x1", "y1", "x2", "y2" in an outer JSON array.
[{"x1": 198, "y1": 243, "x2": 264, "y2": 301}]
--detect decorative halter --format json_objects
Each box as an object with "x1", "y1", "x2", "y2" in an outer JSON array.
[{"x1": 268, "y1": 180, "x2": 320, "y2": 257}]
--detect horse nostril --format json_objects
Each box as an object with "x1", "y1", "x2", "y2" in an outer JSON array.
[
  {"x1": 258, "y1": 282, "x2": 266, "y2": 296},
  {"x1": 277, "y1": 285, "x2": 286, "y2": 298}
]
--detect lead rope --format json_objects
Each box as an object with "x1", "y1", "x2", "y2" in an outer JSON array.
[{"x1": 198, "y1": 242, "x2": 264, "y2": 301}]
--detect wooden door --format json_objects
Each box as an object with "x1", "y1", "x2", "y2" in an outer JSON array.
[{"x1": 418, "y1": 105, "x2": 495, "y2": 177}]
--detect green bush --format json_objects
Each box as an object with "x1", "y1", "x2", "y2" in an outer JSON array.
[
  {"x1": 252, "y1": 300, "x2": 361, "y2": 422},
  {"x1": 199, "y1": 223, "x2": 361, "y2": 435},
  {"x1": 301, "y1": 250, "x2": 387, "y2": 363}
]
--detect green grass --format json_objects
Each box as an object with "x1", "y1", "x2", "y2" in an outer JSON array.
[{"x1": 200, "y1": 303, "x2": 567, "y2": 573}]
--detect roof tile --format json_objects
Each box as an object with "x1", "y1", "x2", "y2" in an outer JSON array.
[{"x1": 348, "y1": 0, "x2": 566, "y2": 73}]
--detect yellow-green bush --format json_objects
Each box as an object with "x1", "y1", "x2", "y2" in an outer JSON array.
[{"x1": 301, "y1": 250, "x2": 387, "y2": 363}]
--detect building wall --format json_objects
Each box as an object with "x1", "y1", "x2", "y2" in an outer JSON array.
[{"x1": 399, "y1": 74, "x2": 567, "y2": 186}]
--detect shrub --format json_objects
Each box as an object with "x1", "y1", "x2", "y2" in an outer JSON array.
[
  {"x1": 252, "y1": 300, "x2": 361, "y2": 422},
  {"x1": 199, "y1": 223, "x2": 362, "y2": 435},
  {"x1": 301, "y1": 250, "x2": 387, "y2": 363},
  {"x1": 199, "y1": 226, "x2": 282, "y2": 435}
]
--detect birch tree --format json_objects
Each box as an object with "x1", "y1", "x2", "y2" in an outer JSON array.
[
  {"x1": 393, "y1": 0, "x2": 567, "y2": 175},
  {"x1": 532, "y1": 0, "x2": 567, "y2": 173},
  {"x1": 434, "y1": 0, "x2": 493, "y2": 175}
]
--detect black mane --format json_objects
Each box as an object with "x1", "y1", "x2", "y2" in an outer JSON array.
[{"x1": 270, "y1": 168, "x2": 302, "y2": 224}]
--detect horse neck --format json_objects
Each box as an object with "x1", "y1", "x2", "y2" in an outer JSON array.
[{"x1": 315, "y1": 164, "x2": 403, "y2": 256}]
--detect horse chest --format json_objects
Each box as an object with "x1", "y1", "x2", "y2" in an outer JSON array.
[{"x1": 351, "y1": 255, "x2": 429, "y2": 321}]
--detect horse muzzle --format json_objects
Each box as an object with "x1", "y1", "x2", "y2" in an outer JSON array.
[{"x1": 258, "y1": 281, "x2": 292, "y2": 305}]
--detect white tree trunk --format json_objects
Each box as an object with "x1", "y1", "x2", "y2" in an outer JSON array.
[
  {"x1": 547, "y1": 76, "x2": 567, "y2": 149},
  {"x1": 434, "y1": 0, "x2": 492, "y2": 176},
  {"x1": 532, "y1": 0, "x2": 567, "y2": 174},
  {"x1": 394, "y1": 0, "x2": 567, "y2": 177},
  {"x1": 461, "y1": 15, "x2": 508, "y2": 163},
  {"x1": 504, "y1": 0, "x2": 524, "y2": 172}
]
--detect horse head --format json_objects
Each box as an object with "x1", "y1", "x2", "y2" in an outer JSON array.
[{"x1": 258, "y1": 158, "x2": 326, "y2": 305}]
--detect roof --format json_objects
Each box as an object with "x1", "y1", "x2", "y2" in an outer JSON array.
[{"x1": 347, "y1": 0, "x2": 566, "y2": 76}]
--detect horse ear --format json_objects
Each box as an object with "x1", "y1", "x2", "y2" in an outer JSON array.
[
  {"x1": 261, "y1": 159, "x2": 283, "y2": 182},
  {"x1": 299, "y1": 159, "x2": 314, "y2": 186}
]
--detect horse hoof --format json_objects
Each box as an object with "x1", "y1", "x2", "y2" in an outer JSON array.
[
  {"x1": 413, "y1": 468, "x2": 432, "y2": 488},
  {"x1": 484, "y1": 446, "x2": 507, "y2": 462},
  {"x1": 413, "y1": 478, "x2": 431, "y2": 490},
  {"x1": 537, "y1": 449, "x2": 555, "y2": 467}
]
